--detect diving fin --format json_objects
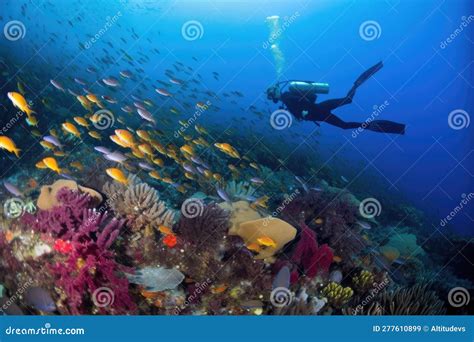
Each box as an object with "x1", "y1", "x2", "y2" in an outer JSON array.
[
  {"x1": 354, "y1": 61, "x2": 383, "y2": 87},
  {"x1": 366, "y1": 120, "x2": 405, "y2": 135}
]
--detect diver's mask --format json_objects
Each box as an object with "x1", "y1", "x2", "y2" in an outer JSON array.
[{"x1": 266, "y1": 84, "x2": 281, "y2": 103}]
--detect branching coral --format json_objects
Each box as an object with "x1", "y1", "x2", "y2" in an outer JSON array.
[
  {"x1": 103, "y1": 175, "x2": 176, "y2": 230},
  {"x1": 22, "y1": 188, "x2": 136, "y2": 315}
]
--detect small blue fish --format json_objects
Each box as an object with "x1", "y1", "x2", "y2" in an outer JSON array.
[
  {"x1": 216, "y1": 186, "x2": 231, "y2": 203},
  {"x1": 250, "y1": 177, "x2": 264, "y2": 185},
  {"x1": 24, "y1": 287, "x2": 56, "y2": 312},
  {"x1": 341, "y1": 175, "x2": 349, "y2": 183},
  {"x1": 356, "y1": 220, "x2": 371, "y2": 230},
  {"x1": 295, "y1": 176, "x2": 309, "y2": 193}
]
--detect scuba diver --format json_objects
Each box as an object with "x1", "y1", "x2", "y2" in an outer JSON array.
[{"x1": 266, "y1": 61, "x2": 406, "y2": 135}]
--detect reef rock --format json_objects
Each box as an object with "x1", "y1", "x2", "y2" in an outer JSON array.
[
  {"x1": 219, "y1": 200, "x2": 262, "y2": 235},
  {"x1": 234, "y1": 217, "x2": 297, "y2": 261},
  {"x1": 37, "y1": 179, "x2": 102, "y2": 210}
]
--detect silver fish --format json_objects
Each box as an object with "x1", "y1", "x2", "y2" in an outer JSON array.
[
  {"x1": 105, "y1": 151, "x2": 127, "y2": 163},
  {"x1": 43, "y1": 135, "x2": 62, "y2": 148},
  {"x1": 3, "y1": 181, "x2": 23, "y2": 197}
]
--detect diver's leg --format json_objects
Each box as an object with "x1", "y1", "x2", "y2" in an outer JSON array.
[
  {"x1": 320, "y1": 112, "x2": 361, "y2": 130},
  {"x1": 318, "y1": 97, "x2": 353, "y2": 112}
]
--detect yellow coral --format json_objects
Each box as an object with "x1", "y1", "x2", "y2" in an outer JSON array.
[
  {"x1": 352, "y1": 270, "x2": 375, "y2": 292},
  {"x1": 322, "y1": 282, "x2": 353, "y2": 307}
]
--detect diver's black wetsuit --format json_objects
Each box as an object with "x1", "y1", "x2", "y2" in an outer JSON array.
[{"x1": 279, "y1": 62, "x2": 406, "y2": 135}]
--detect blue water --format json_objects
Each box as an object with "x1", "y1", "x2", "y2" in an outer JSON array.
[{"x1": 0, "y1": 0, "x2": 472, "y2": 235}]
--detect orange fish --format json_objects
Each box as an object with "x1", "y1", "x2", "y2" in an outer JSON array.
[
  {"x1": 256, "y1": 236, "x2": 277, "y2": 248},
  {"x1": 28, "y1": 178, "x2": 38, "y2": 188},
  {"x1": 158, "y1": 225, "x2": 173, "y2": 235},
  {"x1": 333, "y1": 255, "x2": 342, "y2": 263},
  {"x1": 211, "y1": 284, "x2": 228, "y2": 294}
]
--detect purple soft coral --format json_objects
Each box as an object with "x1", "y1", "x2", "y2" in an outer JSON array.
[
  {"x1": 291, "y1": 222, "x2": 333, "y2": 278},
  {"x1": 22, "y1": 187, "x2": 136, "y2": 315}
]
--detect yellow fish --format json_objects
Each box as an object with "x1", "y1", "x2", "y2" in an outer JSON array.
[
  {"x1": 85, "y1": 94, "x2": 104, "y2": 108},
  {"x1": 136, "y1": 130, "x2": 151, "y2": 142},
  {"x1": 115, "y1": 129, "x2": 135, "y2": 147},
  {"x1": 73, "y1": 116, "x2": 90, "y2": 128},
  {"x1": 131, "y1": 148, "x2": 145, "y2": 159},
  {"x1": 256, "y1": 236, "x2": 277, "y2": 248},
  {"x1": 26, "y1": 115, "x2": 38, "y2": 126},
  {"x1": 35, "y1": 160, "x2": 47, "y2": 169},
  {"x1": 76, "y1": 95, "x2": 92, "y2": 111},
  {"x1": 88, "y1": 131, "x2": 101, "y2": 140},
  {"x1": 214, "y1": 143, "x2": 240, "y2": 159},
  {"x1": 53, "y1": 150, "x2": 65, "y2": 157},
  {"x1": 0, "y1": 136, "x2": 21, "y2": 157},
  {"x1": 40, "y1": 140, "x2": 55, "y2": 150},
  {"x1": 43, "y1": 157, "x2": 61, "y2": 173},
  {"x1": 138, "y1": 143, "x2": 154, "y2": 157},
  {"x1": 110, "y1": 135, "x2": 129, "y2": 148},
  {"x1": 70, "y1": 161, "x2": 84, "y2": 171},
  {"x1": 149, "y1": 170, "x2": 161, "y2": 180},
  {"x1": 7, "y1": 92, "x2": 35, "y2": 117},
  {"x1": 106, "y1": 168, "x2": 128, "y2": 184},
  {"x1": 31, "y1": 129, "x2": 42, "y2": 138},
  {"x1": 152, "y1": 158, "x2": 164, "y2": 167},
  {"x1": 314, "y1": 218, "x2": 324, "y2": 225},
  {"x1": 62, "y1": 122, "x2": 81, "y2": 138},
  {"x1": 180, "y1": 144, "x2": 194, "y2": 156}
]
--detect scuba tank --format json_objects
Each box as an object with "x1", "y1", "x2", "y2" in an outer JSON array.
[{"x1": 289, "y1": 81, "x2": 330, "y2": 94}]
